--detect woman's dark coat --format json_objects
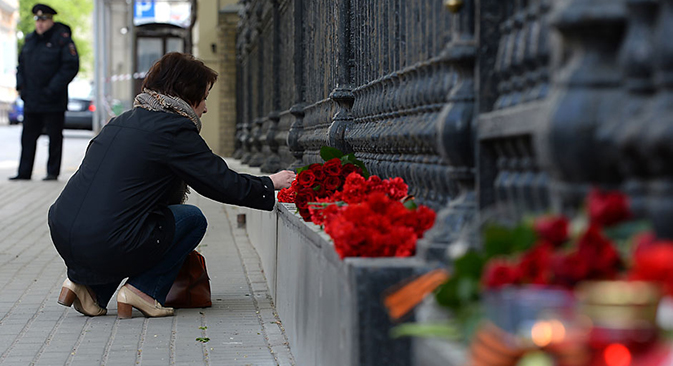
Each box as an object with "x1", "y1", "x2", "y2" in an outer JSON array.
[{"x1": 48, "y1": 108, "x2": 275, "y2": 285}]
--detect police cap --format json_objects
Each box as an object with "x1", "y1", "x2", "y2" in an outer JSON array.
[{"x1": 32, "y1": 4, "x2": 57, "y2": 16}]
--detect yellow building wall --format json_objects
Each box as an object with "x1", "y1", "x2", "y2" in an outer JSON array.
[{"x1": 194, "y1": 0, "x2": 238, "y2": 156}]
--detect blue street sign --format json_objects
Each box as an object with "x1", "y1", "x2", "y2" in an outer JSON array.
[{"x1": 134, "y1": 0, "x2": 155, "y2": 19}]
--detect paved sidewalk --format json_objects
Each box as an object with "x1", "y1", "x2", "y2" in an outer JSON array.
[{"x1": 0, "y1": 128, "x2": 294, "y2": 365}]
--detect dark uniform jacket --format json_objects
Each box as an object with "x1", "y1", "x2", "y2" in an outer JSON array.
[
  {"x1": 48, "y1": 108, "x2": 276, "y2": 285},
  {"x1": 17, "y1": 22, "x2": 79, "y2": 113}
]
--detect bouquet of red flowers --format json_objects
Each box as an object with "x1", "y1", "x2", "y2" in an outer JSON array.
[
  {"x1": 435, "y1": 187, "x2": 651, "y2": 311},
  {"x1": 315, "y1": 176, "x2": 436, "y2": 259},
  {"x1": 277, "y1": 146, "x2": 367, "y2": 221},
  {"x1": 279, "y1": 146, "x2": 437, "y2": 259}
]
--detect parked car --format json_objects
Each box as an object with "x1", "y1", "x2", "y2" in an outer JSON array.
[
  {"x1": 8, "y1": 97, "x2": 23, "y2": 125},
  {"x1": 65, "y1": 80, "x2": 95, "y2": 130}
]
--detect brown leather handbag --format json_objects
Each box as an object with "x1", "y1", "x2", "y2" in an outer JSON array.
[{"x1": 165, "y1": 251, "x2": 212, "y2": 308}]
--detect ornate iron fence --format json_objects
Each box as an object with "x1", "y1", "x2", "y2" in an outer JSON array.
[{"x1": 235, "y1": 0, "x2": 673, "y2": 258}]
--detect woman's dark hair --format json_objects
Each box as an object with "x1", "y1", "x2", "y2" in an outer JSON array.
[{"x1": 141, "y1": 52, "x2": 218, "y2": 107}]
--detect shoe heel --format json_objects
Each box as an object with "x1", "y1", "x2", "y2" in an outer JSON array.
[
  {"x1": 117, "y1": 302, "x2": 133, "y2": 319},
  {"x1": 58, "y1": 287, "x2": 76, "y2": 307}
]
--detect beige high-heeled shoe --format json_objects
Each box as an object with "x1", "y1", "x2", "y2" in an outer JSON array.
[
  {"x1": 116, "y1": 286, "x2": 174, "y2": 319},
  {"x1": 58, "y1": 278, "x2": 107, "y2": 316}
]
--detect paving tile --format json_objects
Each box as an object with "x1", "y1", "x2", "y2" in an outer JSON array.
[{"x1": 0, "y1": 147, "x2": 294, "y2": 366}]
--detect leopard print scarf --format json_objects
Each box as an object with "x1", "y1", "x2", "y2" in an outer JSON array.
[{"x1": 133, "y1": 88, "x2": 202, "y2": 132}]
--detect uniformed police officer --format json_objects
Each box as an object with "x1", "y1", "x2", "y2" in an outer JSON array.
[{"x1": 10, "y1": 3, "x2": 79, "y2": 181}]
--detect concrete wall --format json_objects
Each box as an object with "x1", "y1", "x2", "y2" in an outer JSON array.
[
  {"x1": 239, "y1": 202, "x2": 431, "y2": 366},
  {"x1": 245, "y1": 205, "x2": 278, "y2": 299}
]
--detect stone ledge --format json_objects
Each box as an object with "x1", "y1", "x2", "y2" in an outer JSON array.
[{"x1": 239, "y1": 200, "x2": 432, "y2": 366}]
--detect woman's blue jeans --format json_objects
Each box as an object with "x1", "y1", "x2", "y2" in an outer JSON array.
[{"x1": 89, "y1": 204, "x2": 207, "y2": 307}]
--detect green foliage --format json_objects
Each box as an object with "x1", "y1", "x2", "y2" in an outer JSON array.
[
  {"x1": 195, "y1": 337, "x2": 210, "y2": 343},
  {"x1": 453, "y1": 250, "x2": 484, "y2": 279},
  {"x1": 433, "y1": 222, "x2": 537, "y2": 339},
  {"x1": 403, "y1": 199, "x2": 418, "y2": 210},
  {"x1": 604, "y1": 219, "x2": 653, "y2": 259},
  {"x1": 603, "y1": 220, "x2": 652, "y2": 244},
  {"x1": 482, "y1": 223, "x2": 536, "y2": 258},
  {"x1": 319, "y1": 146, "x2": 343, "y2": 161},
  {"x1": 340, "y1": 152, "x2": 370, "y2": 179},
  {"x1": 435, "y1": 250, "x2": 483, "y2": 310},
  {"x1": 18, "y1": 0, "x2": 94, "y2": 78}
]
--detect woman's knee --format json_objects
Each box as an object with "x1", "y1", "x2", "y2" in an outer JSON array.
[{"x1": 170, "y1": 204, "x2": 207, "y2": 232}]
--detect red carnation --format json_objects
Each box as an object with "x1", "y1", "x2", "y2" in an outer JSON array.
[
  {"x1": 297, "y1": 170, "x2": 317, "y2": 188},
  {"x1": 342, "y1": 173, "x2": 367, "y2": 203},
  {"x1": 629, "y1": 241, "x2": 673, "y2": 295},
  {"x1": 587, "y1": 188, "x2": 631, "y2": 227},
  {"x1": 390, "y1": 204, "x2": 436, "y2": 238},
  {"x1": 309, "y1": 202, "x2": 341, "y2": 226},
  {"x1": 323, "y1": 158, "x2": 343, "y2": 176},
  {"x1": 277, "y1": 187, "x2": 295, "y2": 203},
  {"x1": 384, "y1": 177, "x2": 408, "y2": 201},
  {"x1": 533, "y1": 215, "x2": 569, "y2": 246},
  {"x1": 413, "y1": 205, "x2": 436, "y2": 238}
]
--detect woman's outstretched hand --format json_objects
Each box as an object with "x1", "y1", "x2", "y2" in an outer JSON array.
[{"x1": 269, "y1": 170, "x2": 296, "y2": 190}]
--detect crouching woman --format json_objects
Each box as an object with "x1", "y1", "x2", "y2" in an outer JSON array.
[{"x1": 48, "y1": 52, "x2": 295, "y2": 318}]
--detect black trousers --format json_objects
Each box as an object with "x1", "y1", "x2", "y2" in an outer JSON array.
[{"x1": 17, "y1": 112, "x2": 65, "y2": 178}]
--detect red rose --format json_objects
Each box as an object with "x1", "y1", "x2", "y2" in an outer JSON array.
[
  {"x1": 299, "y1": 208, "x2": 312, "y2": 222},
  {"x1": 323, "y1": 158, "x2": 343, "y2": 176},
  {"x1": 577, "y1": 224, "x2": 621, "y2": 279},
  {"x1": 294, "y1": 188, "x2": 316, "y2": 210},
  {"x1": 323, "y1": 176, "x2": 342, "y2": 191},
  {"x1": 482, "y1": 259, "x2": 521, "y2": 289},
  {"x1": 314, "y1": 184, "x2": 329, "y2": 198},
  {"x1": 297, "y1": 170, "x2": 317, "y2": 188},
  {"x1": 587, "y1": 188, "x2": 631, "y2": 227},
  {"x1": 518, "y1": 241, "x2": 554, "y2": 285},
  {"x1": 309, "y1": 163, "x2": 325, "y2": 181},
  {"x1": 552, "y1": 251, "x2": 590, "y2": 288},
  {"x1": 341, "y1": 163, "x2": 358, "y2": 178},
  {"x1": 290, "y1": 179, "x2": 299, "y2": 190},
  {"x1": 533, "y1": 215, "x2": 569, "y2": 246}
]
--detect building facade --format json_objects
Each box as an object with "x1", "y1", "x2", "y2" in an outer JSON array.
[{"x1": 0, "y1": 0, "x2": 17, "y2": 124}]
